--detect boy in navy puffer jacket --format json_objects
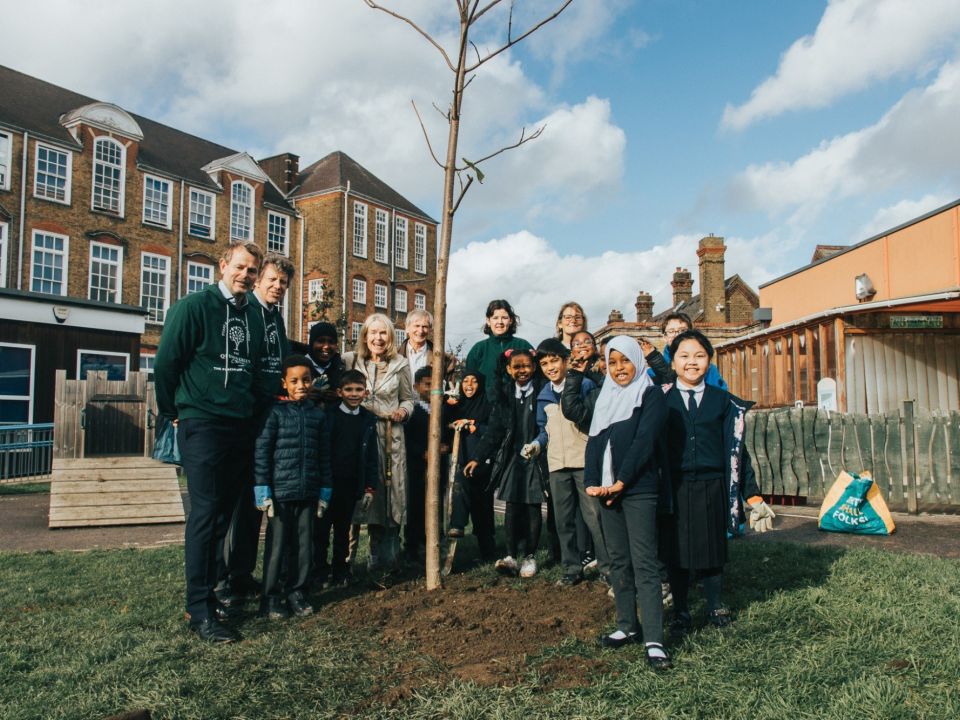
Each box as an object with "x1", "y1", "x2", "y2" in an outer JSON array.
[{"x1": 255, "y1": 355, "x2": 333, "y2": 619}]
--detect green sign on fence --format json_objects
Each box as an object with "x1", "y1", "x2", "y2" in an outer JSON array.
[{"x1": 889, "y1": 315, "x2": 943, "y2": 329}]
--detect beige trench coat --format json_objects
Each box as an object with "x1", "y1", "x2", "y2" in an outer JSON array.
[{"x1": 342, "y1": 352, "x2": 416, "y2": 527}]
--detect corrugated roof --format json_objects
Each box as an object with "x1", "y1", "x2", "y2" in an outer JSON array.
[
  {"x1": 0, "y1": 64, "x2": 293, "y2": 210},
  {"x1": 293, "y1": 150, "x2": 435, "y2": 223}
]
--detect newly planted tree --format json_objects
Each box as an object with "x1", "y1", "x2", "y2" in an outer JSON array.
[{"x1": 363, "y1": 0, "x2": 573, "y2": 589}]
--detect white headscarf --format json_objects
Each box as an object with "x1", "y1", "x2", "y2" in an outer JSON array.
[{"x1": 588, "y1": 335, "x2": 653, "y2": 437}]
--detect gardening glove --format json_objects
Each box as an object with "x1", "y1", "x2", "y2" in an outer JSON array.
[
  {"x1": 317, "y1": 487, "x2": 332, "y2": 519},
  {"x1": 360, "y1": 489, "x2": 374, "y2": 513},
  {"x1": 254, "y1": 485, "x2": 274, "y2": 517},
  {"x1": 747, "y1": 497, "x2": 775, "y2": 533},
  {"x1": 520, "y1": 441, "x2": 541, "y2": 460}
]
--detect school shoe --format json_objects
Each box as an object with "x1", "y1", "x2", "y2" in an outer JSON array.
[
  {"x1": 189, "y1": 618, "x2": 240, "y2": 643},
  {"x1": 581, "y1": 552, "x2": 597, "y2": 574},
  {"x1": 288, "y1": 591, "x2": 314, "y2": 617},
  {"x1": 707, "y1": 607, "x2": 733, "y2": 628},
  {"x1": 448, "y1": 527, "x2": 465, "y2": 538},
  {"x1": 670, "y1": 612, "x2": 693, "y2": 639},
  {"x1": 213, "y1": 600, "x2": 238, "y2": 623},
  {"x1": 599, "y1": 630, "x2": 639, "y2": 648},
  {"x1": 519, "y1": 555, "x2": 538, "y2": 578},
  {"x1": 494, "y1": 556, "x2": 519, "y2": 575},
  {"x1": 645, "y1": 642, "x2": 672, "y2": 671},
  {"x1": 260, "y1": 597, "x2": 291, "y2": 620},
  {"x1": 556, "y1": 573, "x2": 583, "y2": 587}
]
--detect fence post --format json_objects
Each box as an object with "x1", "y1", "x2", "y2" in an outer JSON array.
[{"x1": 901, "y1": 400, "x2": 919, "y2": 514}]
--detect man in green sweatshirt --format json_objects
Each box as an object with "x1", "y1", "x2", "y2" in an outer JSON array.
[
  {"x1": 218, "y1": 252, "x2": 293, "y2": 608},
  {"x1": 154, "y1": 241, "x2": 267, "y2": 643}
]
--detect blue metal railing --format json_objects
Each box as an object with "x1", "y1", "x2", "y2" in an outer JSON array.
[{"x1": 0, "y1": 423, "x2": 54, "y2": 483}]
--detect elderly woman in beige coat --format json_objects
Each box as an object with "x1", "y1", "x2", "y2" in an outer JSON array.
[{"x1": 343, "y1": 313, "x2": 417, "y2": 569}]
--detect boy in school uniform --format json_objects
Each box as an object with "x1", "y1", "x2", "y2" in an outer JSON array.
[
  {"x1": 254, "y1": 355, "x2": 333, "y2": 619},
  {"x1": 314, "y1": 369, "x2": 379, "y2": 586},
  {"x1": 532, "y1": 338, "x2": 608, "y2": 586}
]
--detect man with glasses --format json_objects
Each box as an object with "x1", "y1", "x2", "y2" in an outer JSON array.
[{"x1": 641, "y1": 312, "x2": 726, "y2": 388}]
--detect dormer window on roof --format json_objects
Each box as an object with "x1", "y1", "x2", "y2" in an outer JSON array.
[
  {"x1": 60, "y1": 102, "x2": 144, "y2": 142},
  {"x1": 201, "y1": 152, "x2": 269, "y2": 189}
]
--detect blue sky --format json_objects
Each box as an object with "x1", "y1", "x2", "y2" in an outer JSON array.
[{"x1": 3, "y1": 0, "x2": 959, "y2": 345}]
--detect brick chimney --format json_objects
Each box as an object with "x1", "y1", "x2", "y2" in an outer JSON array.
[
  {"x1": 697, "y1": 235, "x2": 726, "y2": 323},
  {"x1": 671, "y1": 267, "x2": 693, "y2": 308},
  {"x1": 635, "y1": 291, "x2": 654, "y2": 322},
  {"x1": 258, "y1": 152, "x2": 300, "y2": 194},
  {"x1": 607, "y1": 309, "x2": 624, "y2": 323}
]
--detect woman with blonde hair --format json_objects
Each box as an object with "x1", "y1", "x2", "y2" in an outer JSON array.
[{"x1": 343, "y1": 313, "x2": 417, "y2": 569}]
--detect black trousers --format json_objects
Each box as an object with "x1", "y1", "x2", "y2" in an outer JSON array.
[
  {"x1": 503, "y1": 501, "x2": 542, "y2": 559},
  {"x1": 599, "y1": 491, "x2": 664, "y2": 644},
  {"x1": 178, "y1": 417, "x2": 253, "y2": 622},
  {"x1": 404, "y1": 460, "x2": 426, "y2": 552},
  {"x1": 262, "y1": 499, "x2": 314, "y2": 601},
  {"x1": 314, "y1": 491, "x2": 356, "y2": 580},
  {"x1": 449, "y1": 471, "x2": 497, "y2": 559},
  {"x1": 219, "y1": 479, "x2": 262, "y2": 590}
]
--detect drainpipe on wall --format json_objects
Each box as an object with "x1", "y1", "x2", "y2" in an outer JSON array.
[
  {"x1": 17, "y1": 131, "x2": 28, "y2": 290},
  {"x1": 297, "y1": 202, "x2": 304, "y2": 342},
  {"x1": 389, "y1": 207, "x2": 395, "y2": 322},
  {"x1": 176, "y1": 180, "x2": 184, "y2": 300},
  {"x1": 341, "y1": 180, "x2": 350, "y2": 353}
]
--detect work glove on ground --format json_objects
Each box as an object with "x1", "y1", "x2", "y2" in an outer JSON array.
[{"x1": 747, "y1": 496, "x2": 775, "y2": 533}]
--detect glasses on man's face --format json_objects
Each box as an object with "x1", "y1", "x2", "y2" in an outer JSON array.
[
  {"x1": 572, "y1": 339, "x2": 594, "y2": 348},
  {"x1": 562, "y1": 314, "x2": 584, "y2": 322},
  {"x1": 664, "y1": 328, "x2": 687, "y2": 337}
]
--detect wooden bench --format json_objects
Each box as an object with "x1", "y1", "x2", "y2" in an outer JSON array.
[{"x1": 49, "y1": 457, "x2": 185, "y2": 528}]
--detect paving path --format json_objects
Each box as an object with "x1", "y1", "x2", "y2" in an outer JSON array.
[{"x1": 2, "y1": 491, "x2": 959, "y2": 559}]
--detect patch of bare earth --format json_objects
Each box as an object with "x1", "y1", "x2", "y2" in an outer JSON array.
[{"x1": 322, "y1": 571, "x2": 614, "y2": 695}]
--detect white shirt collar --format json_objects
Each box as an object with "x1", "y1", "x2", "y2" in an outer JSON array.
[
  {"x1": 551, "y1": 378, "x2": 566, "y2": 394},
  {"x1": 339, "y1": 402, "x2": 360, "y2": 416},
  {"x1": 515, "y1": 381, "x2": 533, "y2": 399},
  {"x1": 676, "y1": 378, "x2": 706, "y2": 394}
]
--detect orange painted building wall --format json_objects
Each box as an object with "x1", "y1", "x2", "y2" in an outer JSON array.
[{"x1": 760, "y1": 204, "x2": 960, "y2": 324}]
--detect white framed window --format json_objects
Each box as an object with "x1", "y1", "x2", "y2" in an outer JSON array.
[
  {"x1": 186, "y1": 261, "x2": 214, "y2": 295},
  {"x1": 92, "y1": 137, "x2": 125, "y2": 215},
  {"x1": 140, "y1": 353, "x2": 156, "y2": 378},
  {"x1": 142, "y1": 174, "x2": 171, "y2": 228},
  {"x1": 374, "y1": 282, "x2": 388, "y2": 308},
  {"x1": 395, "y1": 287, "x2": 408, "y2": 313},
  {"x1": 34, "y1": 143, "x2": 72, "y2": 203},
  {"x1": 308, "y1": 278, "x2": 324, "y2": 302},
  {"x1": 267, "y1": 211, "x2": 289, "y2": 255},
  {"x1": 30, "y1": 231, "x2": 69, "y2": 296},
  {"x1": 88, "y1": 242, "x2": 123, "y2": 303},
  {"x1": 394, "y1": 216, "x2": 408, "y2": 269},
  {"x1": 351, "y1": 321, "x2": 362, "y2": 344},
  {"x1": 0, "y1": 342, "x2": 35, "y2": 424},
  {"x1": 352, "y1": 277, "x2": 366, "y2": 304},
  {"x1": 414, "y1": 223, "x2": 427, "y2": 274},
  {"x1": 353, "y1": 201, "x2": 368, "y2": 257},
  {"x1": 188, "y1": 187, "x2": 215, "y2": 238},
  {"x1": 140, "y1": 252, "x2": 170, "y2": 323},
  {"x1": 0, "y1": 131, "x2": 10, "y2": 190},
  {"x1": 394, "y1": 328, "x2": 407, "y2": 346},
  {"x1": 77, "y1": 349, "x2": 129, "y2": 382},
  {"x1": 0, "y1": 222, "x2": 8, "y2": 289},
  {"x1": 230, "y1": 181, "x2": 254, "y2": 242},
  {"x1": 414, "y1": 291, "x2": 426, "y2": 311},
  {"x1": 375, "y1": 209, "x2": 388, "y2": 263}
]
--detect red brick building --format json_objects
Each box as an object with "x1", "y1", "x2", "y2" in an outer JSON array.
[{"x1": 0, "y1": 65, "x2": 436, "y2": 415}]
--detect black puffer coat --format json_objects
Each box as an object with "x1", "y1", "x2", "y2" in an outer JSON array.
[{"x1": 255, "y1": 399, "x2": 332, "y2": 501}]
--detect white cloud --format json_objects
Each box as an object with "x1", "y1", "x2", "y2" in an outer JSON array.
[
  {"x1": 0, "y1": 0, "x2": 625, "y2": 230},
  {"x1": 722, "y1": 0, "x2": 960, "y2": 130},
  {"x1": 857, "y1": 194, "x2": 955, "y2": 239},
  {"x1": 445, "y1": 229, "x2": 786, "y2": 349},
  {"x1": 726, "y1": 58, "x2": 960, "y2": 218}
]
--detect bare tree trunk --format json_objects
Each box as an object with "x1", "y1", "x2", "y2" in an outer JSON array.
[{"x1": 425, "y1": 18, "x2": 470, "y2": 591}]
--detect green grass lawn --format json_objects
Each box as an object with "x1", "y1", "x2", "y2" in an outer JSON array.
[
  {"x1": 1, "y1": 540, "x2": 958, "y2": 719},
  {"x1": 0, "y1": 482, "x2": 50, "y2": 496}
]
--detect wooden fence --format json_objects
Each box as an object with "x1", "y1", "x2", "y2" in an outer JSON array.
[
  {"x1": 54, "y1": 370, "x2": 158, "y2": 459},
  {"x1": 746, "y1": 402, "x2": 960, "y2": 512}
]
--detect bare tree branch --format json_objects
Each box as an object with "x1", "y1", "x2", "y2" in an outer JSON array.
[
  {"x1": 470, "y1": 40, "x2": 482, "y2": 66},
  {"x1": 463, "y1": 74, "x2": 477, "y2": 91},
  {"x1": 471, "y1": 124, "x2": 546, "y2": 166},
  {"x1": 508, "y1": 0, "x2": 515, "y2": 44},
  {"x1": 411, "y1": 101, "x2": 446, "y2": 170},
  {"x1": 363, "y1": 1, "x2": 456, "y2": 72},
  {"x1": 450, "y1": 174, "x2": 475, "y2": 216},
  {"x1": 472, "y1": 0, "x2": 506, "y2": 23},
  {"x1": 431, "y1": 102, "x2": 450, "y2": 120},
  {"x1": 465, "y1": 0, "x2": 573, "y2": 72}
]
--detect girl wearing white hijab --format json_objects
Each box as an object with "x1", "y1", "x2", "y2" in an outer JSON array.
[{"x1": 584, "y1": 335, "x2": 671, "y2": 670}]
